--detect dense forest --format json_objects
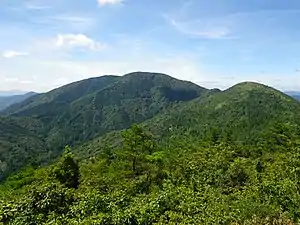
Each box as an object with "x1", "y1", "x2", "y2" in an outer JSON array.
[{"x1": 1, "y1": 72, "x2": 300, "y2": 224}]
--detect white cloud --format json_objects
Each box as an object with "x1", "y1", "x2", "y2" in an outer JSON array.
[
  {"x1": 56, "y1": 34, "x2": 106, "y2": 51},
  {"x1": 0, "y1": 54, "x2": 206, "y2": 92},
  {"x1": 97, "y1": 0, "x2": 123, "y2": 6},
  {"x1": 25, "y1": 3, "x2": 50, "y2": 10},
  {"x1": 2, "y1": 51, "x2": 29, "y2": 58},
  {"x1": 48, "y1": 15, "x2": 96, "y2": 31},
  {"x1": 167, "y1": 17, "x2": 232, "y2": 39},
  {"x1": 51, "y1": 15, "x2": 94, "y2": 24},
  {"x1": 1, "y1": 53, "x2": 300, "y2": 92}
]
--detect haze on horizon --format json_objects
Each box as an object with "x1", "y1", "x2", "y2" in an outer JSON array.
[{"x1": 1, "y1": 0, "x2": 300, "y2": 92}]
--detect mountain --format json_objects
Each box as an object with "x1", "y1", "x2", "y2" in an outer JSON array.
[
  {"x1": 2, "y1": 76, "x2": 300, "y2": 179},
  {"x1": 147, "y1": 82, "x2": 300, "y2": 144},
  {"x1": 2, "y1": 75, "x2": 300, "y2": 179},
  {"x1": 0, "y1": 72, "x2": 207, "y2": 180},
  {"x1": 75, "y1": 81, "x2": 300, "y2": 158},
  {"x1": 0, "y1": 92, "x2": 36, "y2": 111},
  {"x1": 3, "y1": 75, "x2": 300, "y2": 224},
  {"x1": 3, "y1": 72, "x2": 206, "y2": 148},
  {"x1": 0, "y1": 90, "x2": 30, "y2": 96}
]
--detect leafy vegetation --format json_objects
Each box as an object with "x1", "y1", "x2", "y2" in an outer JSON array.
[
  {"x1": 0, "y1": 116, "x2": 46, "y2": 180},
  {"x1": 2, "y1": 123, "x2": 300, "y2": 224}
]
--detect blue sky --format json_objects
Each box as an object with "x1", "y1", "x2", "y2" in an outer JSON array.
[{"x1": 1, "y1": 0, "x2": 300, "y2": 91}]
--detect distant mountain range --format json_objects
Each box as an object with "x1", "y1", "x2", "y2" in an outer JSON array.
[
  {"x1": 285, "y1": 91, "x2": 300, "y2": 100},
  {"x1": 0, "y1": 90, "x2": 31, "y2": 96},
  {"x1": 0, "y1": 92, "x2": 37, "y2": 111}
]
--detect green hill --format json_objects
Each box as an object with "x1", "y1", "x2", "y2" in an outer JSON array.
[
  {"x1": 0, "y1": 72, "x2": 207, "y2": 180},
  {"x1": 3, "y1": 72, "x2": 206, "y2": 149},
  {"x1": 146, "y1": 82, "x2": 300, "y2": 144},
  {"x1": 2, "y1": 76, "x2": 118, "y2": 117},
  {"x1": 73, "y1": 81, "x2": 300, "y2": 159}
]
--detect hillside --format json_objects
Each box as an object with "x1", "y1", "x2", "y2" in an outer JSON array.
[
  {"x1": 0, "y1": 92, "x2": 36, "y2": 111},
  {"x1": 75, "y1": 82, "x2": 300, "y2": 156},
  {"x1": 145, "y1": 82, "x2": 300, "y2": 145},
  {"x1": 2, "y1": 76, "x2": 119, "y2": 116},
  {"x1": 3, "y1": 73, "x2": 206, "y2": 148},
  {"x1": 74, "y1": 82, "x2": 300, "y2": 159},
  {"x1": 0, "y1": 116, "x2": 46, "y2": 180},
  {"x1": 0, "y1": 72, "x2": 207, "y2": 180},
  {"x1": 3, "y1": 121, "x2": 300, "y2": 224}
]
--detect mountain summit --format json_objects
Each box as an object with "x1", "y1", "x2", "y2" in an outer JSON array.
[{"x1": 0, "y1": 72, "x2": 208, "y2": 179}]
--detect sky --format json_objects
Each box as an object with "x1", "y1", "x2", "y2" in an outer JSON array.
[{"x1": 1, "y1": 0, "x2": 300, "y2": 92}]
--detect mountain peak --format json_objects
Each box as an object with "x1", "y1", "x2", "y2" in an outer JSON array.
[
  {"x1": 229, "y1": 81, "x2": 271, "y2": 91},
  {"x1": 224, "y1": 81, "x2": 298, "y2": 105}
]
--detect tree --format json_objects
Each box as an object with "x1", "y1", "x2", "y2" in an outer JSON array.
[
  {"x1": 52, "y1": 146, "x2": 80, "y2": 189},
  {"x1": 121, "y1": 125, "x2": 155, "y2": 176}
]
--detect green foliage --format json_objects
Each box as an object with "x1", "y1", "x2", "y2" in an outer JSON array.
[
  {"x1": 120, "y1": 124, "x2": 155, "y2": 176},
  {"x1": 0, "y1": 116, "x2": 46, "y2": 180},
  {"x1": 52, "y1": 146, "x2": 79, "y2": 189},
  {"x1": 3, "y1": 125, "x2": 300, "y2": 224},
  {"x1": 0, "y1": 182, "x2": 74, "y2": 224}
]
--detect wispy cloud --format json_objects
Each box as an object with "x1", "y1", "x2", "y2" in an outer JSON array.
[
  {"x1": 25, "y1": 3, "x2": 50, "y2": 10},
  {"x1": 28, "y1": 14, "x2": 97, "y2": 33},
  {"x1": 2, "y1": 50, "x2": 29, "y2": 59},
  {"x1": 97, "y1": 0, "x2": 123, "y2": 6},
  {"x1": 165, "y1": 15, "x2": 233, "y2": 39},
  {"x1": 56, "y1": 34, "x2": 106, "y2": 51},
  {"x1": 50, "y1": 15, "x2": 95, "y2": 25}
]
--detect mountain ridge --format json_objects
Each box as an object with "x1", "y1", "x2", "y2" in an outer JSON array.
[
  {"x1": 0, "y1": 92, "x2": 37, "y2": 112},
  {"x1": 286, "y1": 91, "x2": 300, "y2": 101},
  {"x1": 0, "y1": 72, "x2": 208, "y2": 180},
  {"x1": 1, "y1": 73, "x2": 300, "y2": 180}
]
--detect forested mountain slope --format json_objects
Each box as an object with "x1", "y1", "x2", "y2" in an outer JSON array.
[
  {"x1": 0, "y1": 116, "x2": 45, "y2": 180},
  {"x1": 0, "y1": 72, "x2": 208, "y2": 180},
  {"x1": 76, "y1": 81, "x2": 300, "y2": 158},
  {"x1": 2, "y1": 72, "x2": 207, "y2": 149},
  {"x1": 147, "y1": 82, "x2": 300, "y2": 144},
  {"x1": 1, "y1": 76, "x2": 119, "y2": 116}
]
